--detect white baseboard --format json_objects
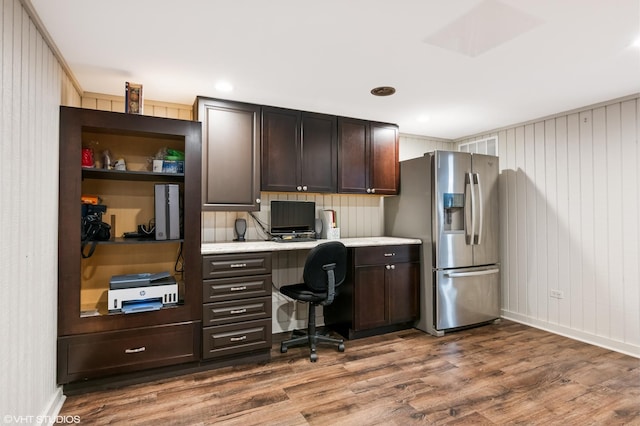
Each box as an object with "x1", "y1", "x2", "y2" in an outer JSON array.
[
  {"x1": 39, "y1": 386, "x2": 66, "y2": 426},
  {"x1": 501, "y1": 310, "x2": 640, "y2": 359}
]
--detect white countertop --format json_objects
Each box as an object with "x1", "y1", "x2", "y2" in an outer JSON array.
[{"x1": 201, "y1": 236, "x2": 421, "y2": 255}]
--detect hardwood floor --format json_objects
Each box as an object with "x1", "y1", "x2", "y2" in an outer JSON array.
[{"x1": 58, "y1": 320, "x2": 640, "y2": 425}]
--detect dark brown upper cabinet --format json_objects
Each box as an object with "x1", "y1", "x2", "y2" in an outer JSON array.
[
  {"x1": 261, "y1": 106, "x2": 337, "y2": 193},
  {"x1": 194, "y1": 97, "x2": 261, "y2": 211},
  {"x1": 338, "y1": 117, "x2": 399, "y2": 195}
]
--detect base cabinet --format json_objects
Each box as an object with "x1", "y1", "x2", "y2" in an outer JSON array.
[
  {"x1": 325, "y1": 245, "x2": 420, "y2": 339},
  {"x1": 202, "y1": 252, "x2": 273, "y2": 360},
  {"x1": 57, "y1": 322, "x2": 200, "y2": 384}
]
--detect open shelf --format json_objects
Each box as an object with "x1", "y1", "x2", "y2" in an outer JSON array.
[
  {"x1": 82, "y1": 168, "x2": 184, "y2": 182},
  {"x1": 98, "y1": 237, "x2": 185, "y2": 245}
]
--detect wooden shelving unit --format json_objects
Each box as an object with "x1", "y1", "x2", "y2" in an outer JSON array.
[{"x1": 57, "y1": 106, "x2": 202, "y2": 385}]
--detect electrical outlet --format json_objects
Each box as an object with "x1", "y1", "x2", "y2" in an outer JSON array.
[{"x1": 550, "y1": 289, "x2": 564, "y2": 299}]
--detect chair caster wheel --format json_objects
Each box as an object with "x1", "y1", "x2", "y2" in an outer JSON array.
[
  {"x1": 338, "y1": 343, "x2": 345, "y2": 352},
  {"x1": 310, "y1": 353, "x2": 318, "y2": 362},
  {"x1": 280, "y1": 344, "x2": 288, "y2": 354}
]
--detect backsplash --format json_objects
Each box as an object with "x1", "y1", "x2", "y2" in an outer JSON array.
[{"x1": 202, "y1": 192, "x2": 384, "y2": 242}]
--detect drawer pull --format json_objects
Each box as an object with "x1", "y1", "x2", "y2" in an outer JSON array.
[
  {"x1": 230, "y1": 263, "x2": 247, "y2": 268},
  {"x1": 124, "y1": 346, "x2": 146, "y2": 354},
  {"x1": 230, "y1": 335, "x2": 247, "y2": 342},
  {"x1": 230, "y1": 286, "x2": 247, "y2": 292},
  {"x1": 384, "y1": 253, "x2": 396, "y2": 257},
  {"x1": 230, "y1": 308, "x2": 247, "y2": 315}
]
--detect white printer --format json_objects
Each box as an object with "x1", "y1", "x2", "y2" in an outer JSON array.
[{"x1": 108, "y1": 271, "x2": 178, "y2": 313}]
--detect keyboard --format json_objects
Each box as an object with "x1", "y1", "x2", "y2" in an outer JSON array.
[{"x1": 274, "y1": 237, "x2": 317, "y2": 243}]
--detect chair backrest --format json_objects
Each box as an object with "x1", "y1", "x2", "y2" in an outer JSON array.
[{"x1": 303, "y1": 241, "x2": 347, "y2": 293}]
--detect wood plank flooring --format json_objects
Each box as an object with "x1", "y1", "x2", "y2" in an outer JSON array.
[{"x1": 58, "y1": 320, "x2": 640, "y2": 425}]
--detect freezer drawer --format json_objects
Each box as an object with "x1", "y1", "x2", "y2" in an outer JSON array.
[{"x1": 435, "y1": 266, "x2": 500, "y2": 331}]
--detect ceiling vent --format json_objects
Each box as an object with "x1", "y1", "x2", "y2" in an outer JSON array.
[{"x1": 424, "y1": 0, "x2": 542, "y2": 57}]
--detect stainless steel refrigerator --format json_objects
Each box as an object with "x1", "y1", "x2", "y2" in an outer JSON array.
[{"x1": 384, "y1": 150, "x2": 500, "y2": 336}]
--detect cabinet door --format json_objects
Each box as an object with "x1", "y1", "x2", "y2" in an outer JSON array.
[
  {"x1": 338, "y1": 117, "x2": 369, "y2": 193},
  {"x1": 195, "y1": 97, "x2": 261, "y2": 211},
  {"x1": 261, "y1": 107, "x2": 301, "y2": 192},
  {"x1": 353, "y1": 265, "x2": 387, "y2": 330},
  {"x1": 300, "y1": 112, "x2": 337, "y2": 193},
  {"x1": 262, "y1": 109, "x2": 337, "y2": 193},
  {"x1": 387, "y1": 262, "x2": 420, "y2": 324},
  {"x1": 369, "y1": 122, "x2": 399, "y2": 195}
]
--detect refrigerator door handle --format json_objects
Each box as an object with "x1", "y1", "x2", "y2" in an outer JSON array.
[
  {"x1": 475, "y1": 172, "x2": 483, "y2": 245},
  {"x1": 468, "y1": 172, "x2": 476, "y2": 246},
  {"x1": 464, "y1": 173, "x2": 471, "y2": 244},
  {"x1": 445, "y1": 268, "x2": 500, "y2": 278}
]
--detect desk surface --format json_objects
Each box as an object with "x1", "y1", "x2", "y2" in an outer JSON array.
[{"x1": 201, "y1": 236, "x2": 421, "y2": 255}]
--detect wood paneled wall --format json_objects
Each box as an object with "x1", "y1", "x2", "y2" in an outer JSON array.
[
  {"x1": 203, "y1": 192, "x2": 383, "y2": 242},
  {"x1": 399, "y1": 133, "x2": 454, "y2": 160},
  {"x1": 1, "y1": 0, "x2": 80, "y2": 419},
  {"x1": 81, "y1": 92, "x2": 192, "y2": 120},
  {"x1": 457, "y1": 95, "x2": 640, "y2": 357}
]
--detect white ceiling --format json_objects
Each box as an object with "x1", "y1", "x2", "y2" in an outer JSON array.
[{"x1": 30, "y1": 0, "x2": 640, "y2": 139}]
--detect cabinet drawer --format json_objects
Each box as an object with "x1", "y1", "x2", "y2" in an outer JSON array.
[
  {"x1": 202, "y1": 319, "x2": 272, "y2": 359},
  {"x1": 203, "y1": 296, "x2": 271, "y2": 326},
  {"x1": 57, "y1": 322, "x2": 199, "y2": 384},
  {"x1": 203, "y1": 274, "x2": 272, "y2": 302},
  {"x1": 353, "y1": 244, "x2": 419, "y2": 266},
  {"x1": 203, "y1": 252, "x2": 272, "y2": 279}
]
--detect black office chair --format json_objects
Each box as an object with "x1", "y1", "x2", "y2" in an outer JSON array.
[{"x1": 279, "y1": 241, "x2": 347, "y2": 362}]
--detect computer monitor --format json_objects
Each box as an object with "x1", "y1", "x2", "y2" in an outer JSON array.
[{"x1": 270, "y1": 200, "x2": 316, "y2": 236}]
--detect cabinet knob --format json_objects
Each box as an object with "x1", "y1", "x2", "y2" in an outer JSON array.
[
  {"x1": 297, "y1": 186, "x2": 302, "y2": 191},
  {"x1": 371, "y1": 188, "x2": 376, "y2": 194},
  {"x1": 366, "y1": 188, "x2": 372, "y2": 193},
  {"x1": 302, "y1": 185, "x2": 308, "y2": 191},
  {"x1": 256, "y1": 198, "x2": 261, "y2": 204},
  {"x1": 386, "y1": 265, "x2": 391, "y2": 270},
  {"x1": 391, "y1": 264, "x2": 395, "y2": 270}
]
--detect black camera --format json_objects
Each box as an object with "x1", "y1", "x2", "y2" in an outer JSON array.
[
  {"x1": 81, "y1": 204, "x2": 111, "y2": 258},
  {"x1": 81, "y1": 203, "x2": 107, "y2": 219}
]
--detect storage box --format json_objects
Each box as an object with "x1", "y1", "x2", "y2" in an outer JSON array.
[
  {"x1": 161, "y1": 160, "x2": 184, "y2": 174},
  {"x1": 152, "y1": 159, "x2": 163, "y2": 172},
  {"x1": 326, "y1": 228, "x2": 341, "y2": 240}
]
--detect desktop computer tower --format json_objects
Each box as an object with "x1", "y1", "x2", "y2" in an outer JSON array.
[{"x1": 155, "y1": 184, "x2": 180, "y2": 240}]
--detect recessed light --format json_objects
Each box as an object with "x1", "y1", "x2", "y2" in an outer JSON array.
[
  {"x1": 215, "y1": 81, "x2": 233, "y2": 92},
  {"x1": 370, "y1": 86, "x2": 396, "y2": 96}
]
